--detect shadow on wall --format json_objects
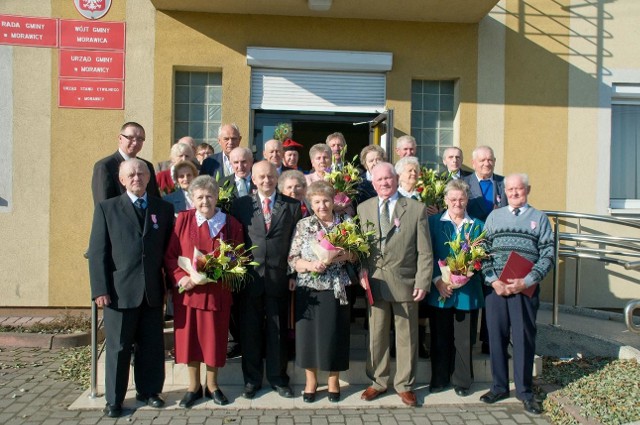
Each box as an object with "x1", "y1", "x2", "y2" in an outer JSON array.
[{"x1": 0, "y1": 197, "x2": 7, "y2": 207}]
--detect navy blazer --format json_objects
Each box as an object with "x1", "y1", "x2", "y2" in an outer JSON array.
[
  {"x1": 88, "y1": 193, "x2": 174, "y2": 309},
  {"x1": 91, "y1": 151, "x2": 161, "y2": 205},
  {"x1": 463, "y1": 173, "x2": 507, "y2": 221},
  {"x1": 200, "y1": 152, "x2": 226, "y2": 178}
]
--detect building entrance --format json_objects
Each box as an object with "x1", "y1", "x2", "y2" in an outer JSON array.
[{"x1": 253, "y1": 110, "x2": 376, "y2": 172}]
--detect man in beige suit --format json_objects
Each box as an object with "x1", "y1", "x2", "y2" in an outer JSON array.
[{"x1": 357, "y1": 162, "x2": 433, "y2": 407}]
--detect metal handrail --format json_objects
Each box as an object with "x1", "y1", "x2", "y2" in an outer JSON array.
[
  {"x1": 624, "y1": 300, "x2": 640, "y2": 334},
  {"x1": 545, "y1": 211, "x2": 640, "y2": 325}
]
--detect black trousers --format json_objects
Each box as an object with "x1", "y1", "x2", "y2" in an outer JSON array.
[
  {"x1": 428, "y1": 307, "x2": 477, "y2": 389},
  {"x1": 239, "y1": 293, "x2": 290, "y2": 387},
  {"x1": 485, "y1": 289, "x2": 539, "y2": 401},
  {"x1": 103, "y1": 299, "x2": 165, "y2": 405}
]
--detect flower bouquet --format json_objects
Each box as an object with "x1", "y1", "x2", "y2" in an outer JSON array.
[
  {"x1": 437, "y1": 224, "x2": 489, "y2": 303},
  {"x1": 177, "y1": 241, "x2": 259, "y2": 293},
  {"x1": 415, "y1": 167, "x2": 451, "y2": 209},
  {"x1": 214, "y1": 172, "x2": 235, "y2": 213},
  {"x1": 324, "y1": 147, "x2": 362, "y2": 207},
  {"x1": 311, "y1": 216, "x2": 376, "y2": 267}
]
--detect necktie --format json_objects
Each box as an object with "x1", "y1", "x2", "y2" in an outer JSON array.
[
  {"x1": 513, "y1": 207, "x2": 521, "y2": 216},
  {"x1": 134, "y1": 198, "x2": 147, "y2": 210},
  {"x1": 380, "y1": 199, "x2": 391, "y2": 249},
  {"x1": 238, "y1": 178, "x2": 248, "y2": 196},
  {"x1": 263, "y1": 198, "x2": 272, "y2": 231}
]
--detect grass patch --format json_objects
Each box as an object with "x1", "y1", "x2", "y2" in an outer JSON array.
[
  {"x1": 541, "y1": 357, "x2": 640, "y2": 424},
  {"x1": 0, "y1": 312, "x2": 91, "y2": 334}
]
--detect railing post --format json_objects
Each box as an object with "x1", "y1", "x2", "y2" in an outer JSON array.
[
  {"x1": 574, "y1": 219, "x2": 582, "y2": 307},
  {"x1": 552, "y1": 215, "x2": 560, "y2": 326},
  {"x1": 90, "y1": 300, "x2": 98, "y2": 398},
  {"x1": 624, "y1": 300, "x2": 640, "y2": 334}
]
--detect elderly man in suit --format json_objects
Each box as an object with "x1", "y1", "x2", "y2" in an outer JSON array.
[
  {"x1": 395, "y1": 135, "x2": 417, "y2": 160},
  {"x1": 480, "y1": 173, "x2": 554, "y2": 415},
  {"x1": 230, "y1": 161, "x2": 302, "y2": 399},
  {"x1": 88, "y1": 159, "x2": 174, "y2": 418},
  {"x1": 91, "y1": 122, "x2": 161, "y2": 204},
  {"x1": 463, "y1": 145, "x2": 508, "y2": 354},
  {"x1": 263, "y1": 139, "x2": 292, "y2": 175},
  {"x1": 200, "y1": 124, "x2": 242, "y2": 178},
  {"x1": 357, "y1": 162, "x2": 433, "y2": 407},
  {"x1": 442, "y1": 147, "x2": 471, "y2": 180},
  {"x1": 224, "y1": 147, "x2": 256, "y2": 200}
]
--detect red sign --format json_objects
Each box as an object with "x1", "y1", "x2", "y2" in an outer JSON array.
[
  {"x1": 0, "y1": 14, "x2": 58, "y2": 48},
  {"x1": 59, "y1": 50, "x2": 124, "y2": 79},
  {"x1": 59, "y1": 19, "x2": 125, "y2": 50},
  {"x1": 59, "y1": 78, "x2": 124, "y2": 109}
]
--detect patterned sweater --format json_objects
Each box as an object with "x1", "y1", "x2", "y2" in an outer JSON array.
[{"x1": 482, "y1": 206, "x2": 555, "y2": 287}]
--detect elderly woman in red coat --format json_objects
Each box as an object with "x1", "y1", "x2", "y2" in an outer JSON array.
[{"x1": 164, "y1": 175, "x2": 244, "y2": 408}]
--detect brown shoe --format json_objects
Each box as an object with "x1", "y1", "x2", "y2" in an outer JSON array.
[
  {"x1": 361, "y1": 386, "x2": 387, "y2": 401},
  {"x1": 398, "y1": 390, "x2": 417, "y2": 406}
]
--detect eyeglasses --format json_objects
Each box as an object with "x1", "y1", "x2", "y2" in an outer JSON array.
[{"x1": 120, "y1": 134, "x2": 145, "y2": 142}]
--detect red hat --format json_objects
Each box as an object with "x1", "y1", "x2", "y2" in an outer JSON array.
[{"x1": 283, "y1": 138, "x2": 303, "y2": 152}]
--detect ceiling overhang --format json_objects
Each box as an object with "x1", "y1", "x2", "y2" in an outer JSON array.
[{"x1": 150, "y1": 0, "x2": 500, "y2": 24}]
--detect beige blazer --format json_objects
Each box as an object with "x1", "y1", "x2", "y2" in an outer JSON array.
[{"x1": 357, "y1": 195, "x2": 433, "y2": 302}]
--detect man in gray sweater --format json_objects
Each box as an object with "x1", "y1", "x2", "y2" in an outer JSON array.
[{"x1": 479, "y1": 173, "x2": 554, "y2": 415}]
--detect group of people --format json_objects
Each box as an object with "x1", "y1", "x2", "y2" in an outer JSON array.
[{"x1": 88, "y1": 121, "x2": 554, "y2": 418}]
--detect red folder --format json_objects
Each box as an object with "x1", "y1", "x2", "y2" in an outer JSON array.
[
  {"x1": 361, "y1": 269, "x2": 374, "y2": 305},
  {"x1": 499, "y1": 251, "x2": 537, "y2": 298}
]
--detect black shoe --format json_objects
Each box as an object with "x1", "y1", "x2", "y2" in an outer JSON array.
[
  {"x1": 429, "y1": 384, "x2": 449, "y2": 394},
  {"x1": 328, "y1": 391, "x2": 340, "y2": 403},
  {"x1": 242, "y1": 383, "x2": 261, "y2": 399},
  {"x1": 179, "y1": 387, "x2": 203, "y2": 408},
  {"x1": 103, "y1": 403, "x2": 122, "y2": 418},
  {"x1": 454, "y1": 386, "x2": 470, "y2": 397},
  {"x1": 226, "y1": 344, "x2": 242, "y2": 359},
  {"x1": 271, "y1": 384, "x2": 294, "y2": 398},
  {"x1": 481, "y1": 342, "x2": 490, "y2": 354},
  {"x1": 302, "y1": 391, "x2": 316, "y2": 403},
  {"x1": 205, "y1": 387, "x2": 229, "y2": 406},
  {"x1": 480, "y1": 390, "x2": 509, "y2": 404},
  {"x1": 523, "y1": 399, "x2": 543, "y2": 414},
  {"x1": 135, "y1": 393, "x2": 165, "y2": 408}
]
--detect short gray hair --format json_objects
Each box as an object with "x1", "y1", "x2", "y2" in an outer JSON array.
[
  {"x1": 472, "y1": 145, "x2": 495, "y2": 160},
  {"x1": 444, "y1": 179, "x2": 470, "y2": 199},
  {"x1": 170, "y1": 142, "x2": 194, "y2": 159},
  {"x1": 396, "y1": 135, "x2": 416, "y2": 149},
  {"x1": 325, "y1": 132, "x2": 345, "y2": 145},
  {"x1": 371, "y1": 161, "x2": 397, "y2": 177},
  {"x1": 394, "y1": 156, "x2": 421, "y2": 175},
  {"x1": 188, "y1": 175, "x2": 219, "y2": 198},
  {"x1": 278, "y1": 170, "x2": 306, "y2": 192},
  {"x1": 309, "y1": 143, "x2": 331, "y2": 159},
  {"x1": 505, "y1": 173, "x2": 530, "y2": 187},
  {"x1": 119, "y1": 158, "x2": 149, "y2": 178},
  {"x1": 306, "y1": 180, "x2": 335, "y2": 200},
  {"x1": 218, "y1": 123, "x2": 241, "y2": 137},
  {"x1": 359, "y1": 145, "x2": 386, "y2": 167}
]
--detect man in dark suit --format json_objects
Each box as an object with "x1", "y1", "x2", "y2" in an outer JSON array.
[
  {"x1": 222, "y1": 146, "x2": 255, "y2": 358},
  {"x1": 88, "y1": 159, "x2": 174, "y2": 418},
  {"x1": 463, "y1": 145, "x2": 508, "y2": 354},
  {"x1": 224, "y1": 147, "x2": 256, "y2": 200},
  {"x1": 91, "y1": 122, "x2": 161, "y2": 205},
  {"x1": 442, "y1": 147, "x2": 472, "y2": 179},
  {"x1": 200, "y1": 124, "x2": 241, "y2": 178},
  {"x1": 263, "y1": 139, "x2": 292, "y2": 176},
  {"x1": 230, "y1": 161, "x2": 302, "y2": 399},
  {"x1": 357, "y1": 162, "x2": 433, "y2": 407}
]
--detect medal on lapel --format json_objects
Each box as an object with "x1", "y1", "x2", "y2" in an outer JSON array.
[{"x1": 151, "y1": 214, "x2": 159, "y2": 229}]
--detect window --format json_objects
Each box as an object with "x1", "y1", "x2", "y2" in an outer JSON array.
[
  {"x1": 610, "y1": 84, "x2": 640, "y2": 209},
  {"x1": 410, "y1": 80, "x2": 455, "y2": 169},
  {"x1": 174, "y1": 71, "x2": 222, "y2": 149}
]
